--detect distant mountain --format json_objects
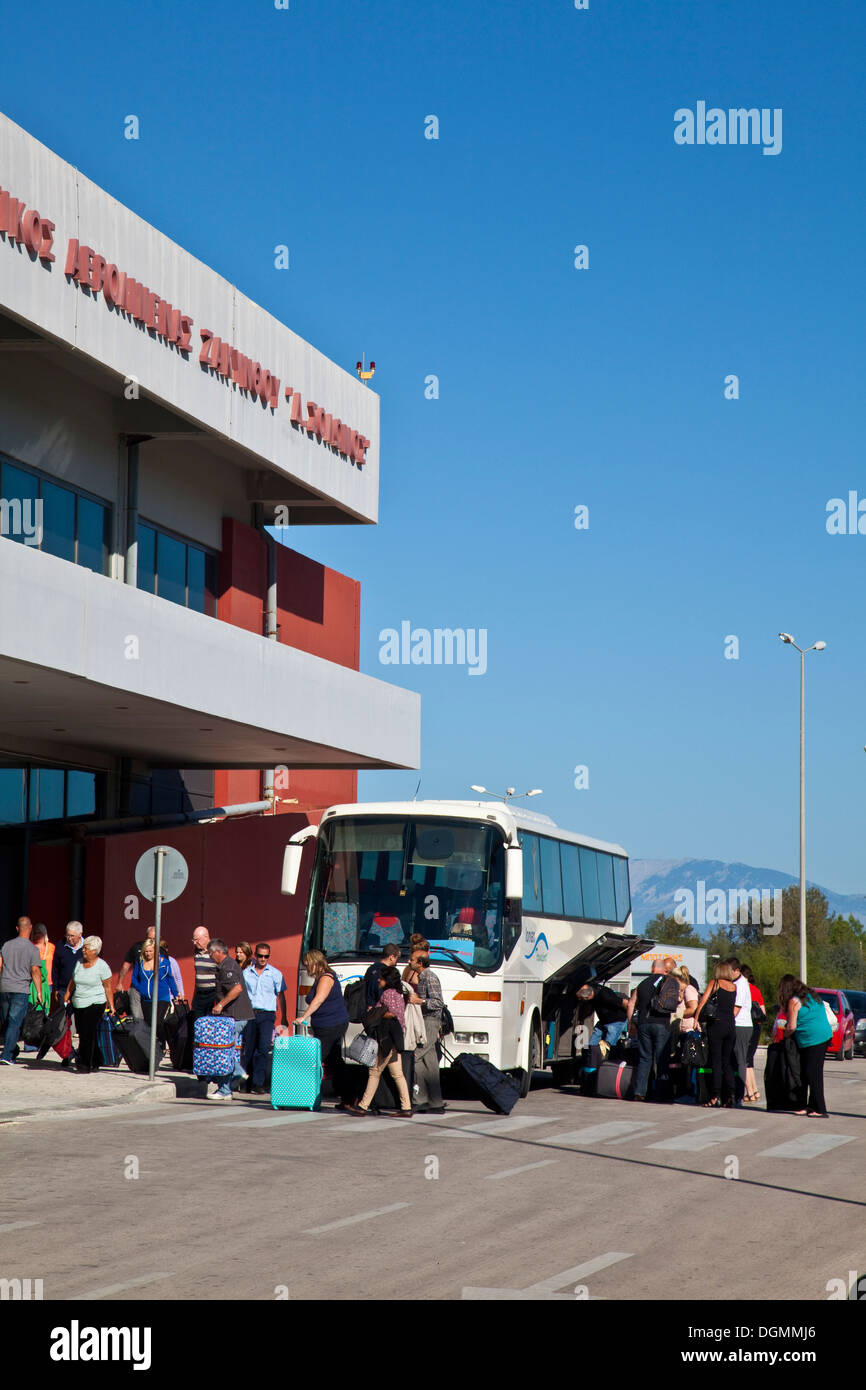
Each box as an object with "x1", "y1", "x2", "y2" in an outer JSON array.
[{"x1": 630, "y1": 858, "x2": 866, "y2": 936}]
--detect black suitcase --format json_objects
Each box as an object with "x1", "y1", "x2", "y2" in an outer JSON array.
[
  {"x1": 113, "y1": 1019, "x2": 164, "y2": 1074},
  {"x1": 449, "y1": 1051, "x2": 520, "y2": 1115},
  {"x1": 764, "y1": 1038, "x2": 804, "y2": 1112},
  {"x1": 596, "y1": 1060, "x2": 636, "y2": 1100},
  {"x1": 163, "y1": 1002, "x2": 190, "y2": 1070},
  {"x1": 695, "y1": 1065, "x2": 713, "y2": 1104}
]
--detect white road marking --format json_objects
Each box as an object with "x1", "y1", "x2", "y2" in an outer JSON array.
[
  {"x1": 648, "y1": 1126, "x2": 756, "y2": 1151},
  {"x1": 462, "y1": 1251, "x2": 633, "y2": 1300},
  {"x1": 524, "y1": 1251, "x2": 633, "y2": 1292},
  {"x1": 121, "y1": 1107, "x2": 252, "y2": 1125},
  {"x1": 0, "y1": 1220, "x2": 41, "y2": 1234},
  {"x1": 545, "y1": 1121, "x2": 659, "y2": 1146},
  {"x1": 756, "y1": 1133, "x2": 857, "y2": 1159},
  {"x1": 441, "y1": 1115, "x2": 563, "y2": 1137},
  {"x1": 224, "y1": 1111, "x2": 336, "y2": 1129},
  {"x1": 71, "y1": 1272, "x2": 174, "y2": 1300},
  {"x1": 321, "y1": 1118, "x2": 412, "y2": 1135},
  {"x1": 302, "y1": 1202, "x2": 410, "y2": 1234},
  {"x1": 486, "y1": 1159, "x2": 559, "y2": 1180}
]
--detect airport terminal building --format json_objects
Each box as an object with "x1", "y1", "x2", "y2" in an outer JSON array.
[{"x1": 0, "y1": 111, "x2": 419, "y2": 986}]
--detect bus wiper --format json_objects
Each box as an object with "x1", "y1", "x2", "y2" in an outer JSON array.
[{"x1": 427, "y1": 947, "x2": 478, "y2": 978}]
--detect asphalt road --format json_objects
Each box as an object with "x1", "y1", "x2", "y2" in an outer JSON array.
[{"x1": 2, "y1": 1056, "x2": 864, "y2": 1302}]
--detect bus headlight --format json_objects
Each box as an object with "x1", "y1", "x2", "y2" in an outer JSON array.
[
  {"x1": 472, "y1": 1033, "x2": 489, "y2": 1044},
  {"x1": 454, "y1": 1032, "x2": 472, "y2": 1043}
]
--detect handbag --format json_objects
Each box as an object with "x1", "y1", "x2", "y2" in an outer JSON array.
[
  {"x1": 751, "y1": 1000, "x2": 766, "y2": 1026},
  {"x1": 702, "y1": 985, "x2": 720, "y2": 1022},
  {"x1": 363, "y1": 1005, "x2": 387, "y2": 1034},
  {"x1": 682, "y1": 1030, "x2": 709, "y2": 1068},
  {"x1": 346, "y1": 1032, "x2": 379, "y2": 1067}
]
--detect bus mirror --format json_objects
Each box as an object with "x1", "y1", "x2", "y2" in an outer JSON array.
[
  {"x1": 505, "y1": 845, "x2": 523, "y2": 901},
  {"x1": 281, "y1": 844, "x2": 304, "y2": 896}
]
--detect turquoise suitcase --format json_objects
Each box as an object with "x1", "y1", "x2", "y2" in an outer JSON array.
[{"x1": 271, "y1": 1031, "x2": 322, "y2": 1110}]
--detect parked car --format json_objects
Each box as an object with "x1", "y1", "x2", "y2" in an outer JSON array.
[
  {"x1": 811, "y1": 988, "x2": 855, "y2": 1060},
  {"x1": 843, "y1": 989, "x2": 866, "y2": 1057}
]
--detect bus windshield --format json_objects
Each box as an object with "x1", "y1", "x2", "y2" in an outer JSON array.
[{"x1": 305, "y1": 817, "x2": 507, "y2": 971}]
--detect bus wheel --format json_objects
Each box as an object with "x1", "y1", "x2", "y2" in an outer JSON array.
[{"x1": 515, "y1": 1020, "x2": 542, "y2": 1098}]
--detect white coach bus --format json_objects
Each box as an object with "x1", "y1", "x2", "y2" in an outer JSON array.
[{"x1": 281, "y1": 800, "x2": 652, "y2": 1092}]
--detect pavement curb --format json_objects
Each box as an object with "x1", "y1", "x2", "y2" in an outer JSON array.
[{"x1": 0, "y1": 1072, "x2": 183, "y2": 1124}]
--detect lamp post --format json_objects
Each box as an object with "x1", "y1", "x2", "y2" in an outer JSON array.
[
  {"x1": 778, "y1": 634, "x2": 826, "y2": 982},
  {"x1": 470, "y1": 785, "x2": 543, "y2": 803}
]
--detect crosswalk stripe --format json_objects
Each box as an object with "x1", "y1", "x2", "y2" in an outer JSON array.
[
  {"x1": 224, "y1": 1111, "x2": 336, "y2": 1129},
  {"x1": 0, "y1": 1220, "x2": 41, "y2": 1234},
  {"x1": 128, "y1": 1108, "x2": 253, "y2": 1125},
  {"x1": 545, "y1": 1121, "x2": 659, "y2": 1147},
  {"x1": 648, "y1": 1126, "x2": 756, "y2": 1151},
  {"x1": 441, "y1": 1115, "x2": 563, "y2": 1138},
  {"x1": 756, "y1": 1133, "x2": 857, "y2": 1159},
  {"x1": 71, "y1": 1272, "x2": 173, "y2": 1300}
]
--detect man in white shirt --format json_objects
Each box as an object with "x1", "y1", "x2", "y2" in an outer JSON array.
[{"x1": 728, "y1": 957, "x2": 753, "y2": 1104}]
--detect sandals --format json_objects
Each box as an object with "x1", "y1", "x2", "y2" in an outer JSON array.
[
  {"x1": 745, "y1": 1091, "x2": 760, "y2": 1103},
  {"x1": 702, "y1": 1098, "x2": 720, "y2": 1108}
]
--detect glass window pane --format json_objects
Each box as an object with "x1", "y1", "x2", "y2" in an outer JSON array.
[
  {"x1": 30, "y1": 768, "x2": 64, "y2": 821},
  {"x1": 187, "y1": 545, "x2": 206, "y2": 613},
  {"x1": 66, "y1": 771, "x2": 96, "y2": 817},
  {"x1": 1, "y1": 463, "x2": 39, "y2": 546},
  {"x1": 0, "y1": 769, "x2": 26, "y2": 823},
  {"x1": 137, "y1": 524, "x2": 156, "y2": 594},
  {"x1": 40, "y1": 481, "x2": 76, "y2": 562},
  {"x1": 597, "y1": 852, "x2": 617, "y2": 921},
  {"x1": 614, "y1": 857, "x2": 631, "y2": 924},
  {"x1": 539, "y1": 837, "x2": 563, "y2": 915},
  {"x1": 156, "y1": 531, "x2": 186, "y2": 607},
  {"x1": 205, "y1": 552, "x2": 217, "y2": 617},
  {"x1": 579, "y1": 847, "x2": 601, "y2": 919},
  {"x1": 77, "y1": 497, "x2": 108, "y2": 575},
  {"x1": 560, "y1": 842, "x2": 584, "y2": 918},
  {"x1": 519, "y1": 833, "x2": 542, "y2": 913}
]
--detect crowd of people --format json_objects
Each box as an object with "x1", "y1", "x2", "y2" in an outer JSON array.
[
  {"x1": 0, "y1": 921, "x2": 835, "y2": 1117},
  {"x1": 580, "y1": 954, "x2": 832, "y2": 1115},
  {"x1": 0, "y1": 919, "x2": 448, "y2": 1114}
]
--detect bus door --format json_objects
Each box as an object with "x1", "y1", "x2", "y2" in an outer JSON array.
[{"x1": 541, "y1": 932, "x2": 655, "y2": 1065}]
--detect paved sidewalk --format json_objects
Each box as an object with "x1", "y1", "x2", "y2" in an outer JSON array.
[{"x1": 0, "y1": 1053, "x2": 185, "y2": 1122}]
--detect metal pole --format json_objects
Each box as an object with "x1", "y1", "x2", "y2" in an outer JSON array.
[
  {"x1": 799, "y1": 648, "x2": 807, "y2": 983},
  {"x1": 148, "y1": 848, "x2": 166, "y2": 1081}
]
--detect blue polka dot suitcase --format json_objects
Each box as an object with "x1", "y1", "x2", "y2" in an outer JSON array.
[
  {"x1": 271, "y1": 1031, "x2": 322, "y2": 1110},
  {"x1": 193, "y1": 1014, "x2": 237, "y2": 1077}
]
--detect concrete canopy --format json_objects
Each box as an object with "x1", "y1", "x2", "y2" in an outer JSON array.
[{"x1": 0, "y1": 540, "x2": 420, "y2": 772}]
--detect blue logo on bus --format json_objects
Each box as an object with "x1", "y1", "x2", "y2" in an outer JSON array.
[{"x1": 524, "y1": 932, "x2": 549, "y2": 962}]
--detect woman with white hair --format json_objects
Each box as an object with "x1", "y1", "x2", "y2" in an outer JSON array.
[{"x1": 63, "y1": 935, "x2": 115, "y2": 1074}]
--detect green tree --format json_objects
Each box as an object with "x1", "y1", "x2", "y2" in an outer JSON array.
[{"x1": 643, "y1": 912, "x2": 703, "y2": 948}]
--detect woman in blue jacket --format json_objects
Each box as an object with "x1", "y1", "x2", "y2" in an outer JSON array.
[{"x1": 131, "y1": 937, "x2": 178, "y2": 1042}]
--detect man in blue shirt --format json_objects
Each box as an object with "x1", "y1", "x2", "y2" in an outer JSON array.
[{"x1": 242, "y1": 943, "x2": 288, "y2": 1094}]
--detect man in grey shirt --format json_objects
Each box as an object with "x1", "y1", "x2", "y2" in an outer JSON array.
[{"x1": 0, "y1": 918, "x2": 43, "y2": 1065}]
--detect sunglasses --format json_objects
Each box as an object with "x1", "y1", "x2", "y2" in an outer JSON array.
[{"x1": 255, "y1": 953, "x2": 270, "y2": 959}]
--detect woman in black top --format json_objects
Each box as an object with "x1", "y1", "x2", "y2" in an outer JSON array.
[{"x1": 694, "y1": 961, "x2": 739, "y2": 1107}]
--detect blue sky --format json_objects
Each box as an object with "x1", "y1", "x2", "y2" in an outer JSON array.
[{"x1": 2, "y1": 0, "x2": 864, "y2": 891}]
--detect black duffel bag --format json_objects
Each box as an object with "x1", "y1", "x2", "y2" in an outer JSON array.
[{"x1": 21, "y1": 1003, "x2": 50, "y2": 1047}]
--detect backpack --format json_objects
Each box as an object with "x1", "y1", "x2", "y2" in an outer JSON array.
[
  {"x1": 650, "y1": 974, "x2": 680, "y2": 1016},
  {"x1": 440, "y1": 1004, "x2": 455, "y2": 1038},
  {"x1": 344, "y1": 979, "x2": 367, "y2": 1024}
]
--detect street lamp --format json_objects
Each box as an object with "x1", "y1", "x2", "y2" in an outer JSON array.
[
  {"x1": 470, "y1": 785, "x2": 543, "y2": 802},
  {"x1": 778, "y1": 633, "x2": 826, "y2": 981}
]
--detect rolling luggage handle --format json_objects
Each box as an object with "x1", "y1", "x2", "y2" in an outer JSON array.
[{"x1": 289, "y1": 1020, "x2": 323, "y2": 1078}]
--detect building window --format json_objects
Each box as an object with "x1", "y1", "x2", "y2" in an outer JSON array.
[
  {"x1": 0, "y1": 767, "x2": 99, "y2": 825},
  {"x1": 0, "y1": 455, "x2": 111, "y2": 575},
  {"x1": 137, "y1": 521, "x2": 216, "y2": 616}
]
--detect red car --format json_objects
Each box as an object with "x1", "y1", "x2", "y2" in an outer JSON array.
[
  {"x1": 770, "y1": 988, "x2": 856, "y2": 1059},
  {"x1": 812, "y1": 989, "x2": 856, "y2": 1060}
]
